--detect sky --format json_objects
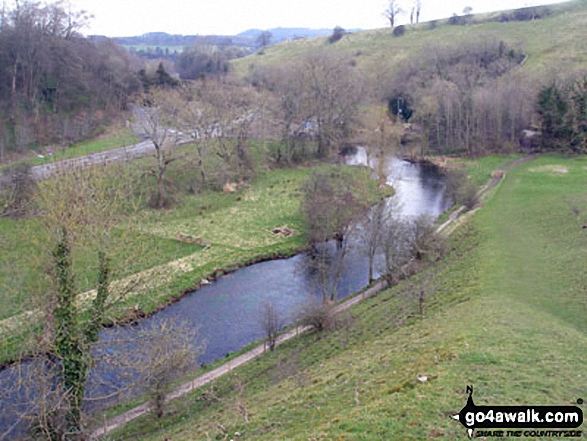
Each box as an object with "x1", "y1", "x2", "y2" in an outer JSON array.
[{"x1": 64, "y1": 0, "x2": 570, "y2": 37}]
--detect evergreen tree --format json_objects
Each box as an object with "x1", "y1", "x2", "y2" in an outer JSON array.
[{"x1": 537, "y1": 82, "x2": 568, "y2": 149}]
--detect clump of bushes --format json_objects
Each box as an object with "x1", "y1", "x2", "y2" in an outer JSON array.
[
  {"x1": 497, "y1": 6, "x2": 551, "y2": 22},
  {"x1": 444, "y1": 168, "x2": 479, "y2": 210},
  {"x1": 0, "y1": 162, "x2": 37, "y2": 218},
  {"x1": 393, "y1": 25, "x2": 406, "y2": 37},
  {"x1": 329, "y1": 26, "x2": 346, "y2": 44}
]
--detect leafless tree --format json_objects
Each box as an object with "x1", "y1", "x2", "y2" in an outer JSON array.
[
  {"x1": 259, "y1": 301, "x2": 282, "y2": 351},
  {"x1": 379, "y1": 213, "x2": 414, "y2": 285},
  {"x1": 384, "y1": 0, "x2": 403, "y2": 27},
  {"x1": 415, "y1": 0, "x2": 422, "y2": 23},
  {"x1": 359, "y1": 107, "x2": 401, "y2": 187},
  {"x1": 133, "y1": 87, "x2": 182, "y2": 208},
  {"x1": 444, "y1": 168, "x2": 479, "y2": 210},
  {"x1": 301, "y1": 170, "x2": 370, "y2": 303},
  {"x1": 301, "y1": 52, "x2": 364, "y2": 157},
  {"x1": 259, "y1": 64, "x2": 313, "y2": 163},
  {"x1": 132, "y1": 320, "x2": 203, "y2": 418},
  {"x1": 410, "y1": 215, "x2": 446, "y2": 262},
  {"x1": 256, "y1": 31, "x2": 272, "y2": 48},
  {"x1": 193, "y1": 80, "x2": 259, "y2": 187},
  {"x1": 359, "y1": 201, "x2": 387, "y2": 284}
]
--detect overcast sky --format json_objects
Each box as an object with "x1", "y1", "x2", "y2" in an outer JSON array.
[{"x1": 65, "y1": 0, "x2": 569, "y2": 37}]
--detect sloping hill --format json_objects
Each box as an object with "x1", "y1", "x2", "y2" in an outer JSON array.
[
  {"x1": 232, "y1": 0, "x2": 587, "y2": 80},
  {"x1": 110, "y1": 155, "x2": 587, "y2": 439}
]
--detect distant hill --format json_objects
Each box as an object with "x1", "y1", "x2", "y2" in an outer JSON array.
[
  {"x1": 238, "y1": 27, "x2": 363, "y2": 43},
  {"x1": 110, "y1": 32, "x2": 253, "y2": 49},
  {"x1": 92, "y1": 27, "x2": 363, "y2": 53}
]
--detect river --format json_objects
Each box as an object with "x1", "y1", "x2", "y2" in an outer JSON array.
[{"x1": 0, "y1": 148, "x2": 449, "y2": 438}]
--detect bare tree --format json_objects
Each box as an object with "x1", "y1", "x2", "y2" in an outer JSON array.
[
  {"x1": 301, "y1": 170, "x2": 370, "y2": 303},
  {"x1": 384, "y1": 0, "x2": 403, "y2": 28},
  {"x1": 416, "y1": 0, "x2": 422, "y2": 23},
  {"x1": 379, "y1": 213, "x2": 414, "y2": 285},
  {"x1": 359, "y1": 107, "x2": 401, "y2": 188},
  {"x1": 444, "y1": 168, "x2": 479, "y2": 210},
  {"x1": 133, "y1": 87, "x2": 182, "y2": 208},
  {"x1": 301, "y1": 52, "x2": 363, "y2": 157},
  {"x1": 359, "y1": 202, "x2": 386, "y2": 284},
  {"x1": 410, "y1": 215, "x2": 446, "y2": 262},
  {"x1": 259, "y1": 301, "x2": 282, "y2": 351},
  {"x1": 262, "y1": 65, "x2": 312, "y2": 163},
  {"x1": 256, "y1": 31, "x2": 272, "y2": 48},
  {"x1": 133, "y1": 320, "x2": 202, "y2": 418}
]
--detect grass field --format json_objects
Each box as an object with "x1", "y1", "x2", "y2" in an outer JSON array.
[
  {"x1": 106, "y1": 154, "x2": 587, "y2": 440},
  {"x1": 0, "y1": 159, "x2": 383, "y2": 364},
  {"x1": 232, "y1": 0, "x2": 587, "y2": 81}
]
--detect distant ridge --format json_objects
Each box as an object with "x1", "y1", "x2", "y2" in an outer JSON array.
[{"x1": 91, "y1": 27, "x2": 363, "y2": 50}]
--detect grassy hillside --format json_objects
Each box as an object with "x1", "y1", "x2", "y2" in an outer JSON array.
[
  {"x1": 232, "y1": 0, "x2": 587, "y2": 81},
  {"x1": 108, "y1": 155, "x2": 587, "y2": 439}
]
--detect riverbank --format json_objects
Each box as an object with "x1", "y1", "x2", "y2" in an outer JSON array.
[
  {"x1": 0, "y1": 160, "x2": 387, "y2": 366},
  {"x1": 103, "y1": 154, "x2": 587, "y2": 440},
  {"x1": 89, "y1": 153, "x2": 515, "y2": 436}
]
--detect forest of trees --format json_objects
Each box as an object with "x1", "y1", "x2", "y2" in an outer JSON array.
[{"x1": 0, "y1": 1, "x2": 141, "y2": 157}]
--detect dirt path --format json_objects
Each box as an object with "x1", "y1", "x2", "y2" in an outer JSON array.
[{"x1": 90, "y1": 279, "x2": 389, "y2": 439}]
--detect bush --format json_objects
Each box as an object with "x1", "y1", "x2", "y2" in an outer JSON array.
[
  {"x1": 392, "y1": 25, "x2": 406, "y2": 37},
  {"x1": 497, "y1": 6, "x2": 551, "y2": 22},
  {"x1": 0, "y1": 162, "x2": 37, "y2": 217},
  {"x1": 448, "y1": 13, "x2": 464, "y2": 25},
  {"x1": 329, "y1": 26, "x2": 345, "y2": 44},
  {"x1": 444, "y1": 169, "x2": 479, "y2": 210},
  {"x1": 297, "y1": 299, "x2": 332, "y2": 331},
  {"x1": 410, "y1": 215, "x2": 447, "y2": 261}
]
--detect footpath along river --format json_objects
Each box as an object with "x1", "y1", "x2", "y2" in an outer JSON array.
[{"x1": 0, "y1": 147, "x2": 449, "y2": 437}]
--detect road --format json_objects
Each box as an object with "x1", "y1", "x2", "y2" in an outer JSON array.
[{"x1": 30, "y1": 139, "x2": 155, "y2": 180}]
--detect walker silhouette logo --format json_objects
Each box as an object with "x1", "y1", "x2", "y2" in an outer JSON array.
[{"x1": 451, "y1": 386, "x2": 584, "y2": 438}]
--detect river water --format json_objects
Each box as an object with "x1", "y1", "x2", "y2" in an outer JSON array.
[{"x1": 0, "y1": 148, "x2": 449, "y2": 437}]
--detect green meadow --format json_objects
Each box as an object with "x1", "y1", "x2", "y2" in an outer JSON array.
[{"x1": 0, "y1": 155, "x2": 383, "y2": 365}]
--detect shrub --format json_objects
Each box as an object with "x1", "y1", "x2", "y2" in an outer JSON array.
[
  {"x1": 392, "y1": 25, "x2": 406, "y2": 37},
  {"x1": 296, "y1": 299, "x2": 332, "y2": 331},
  {"x1": 329, "y1": 26, "x2": 345, "y2": 44},
  {"x1": 0, "y1": 162, "x2": 37, "y2": 217},
  {"x1": 448, "y1": 13, "x2": 464, "y2": 25},
  {"x1": 444, "y1": 168, "x2": 479, "y2": 210}
]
